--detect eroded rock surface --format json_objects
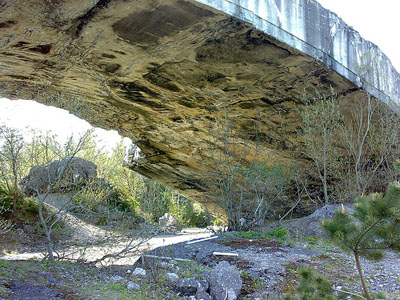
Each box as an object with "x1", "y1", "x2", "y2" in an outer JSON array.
[{"x1": 0, "y1": 0, "x2": 397, "y2": 208}]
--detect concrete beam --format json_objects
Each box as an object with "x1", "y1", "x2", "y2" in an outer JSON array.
[{"x1": 195, "y1": 0, "x2": 400, "y2": 111}]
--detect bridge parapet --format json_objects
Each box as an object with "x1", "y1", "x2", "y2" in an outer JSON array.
[{"x1": 196, "y1": 0, "x2": 400, "y2": 110}]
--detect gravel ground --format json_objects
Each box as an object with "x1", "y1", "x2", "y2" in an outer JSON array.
[
  {"x1": 2, "y1": 196, "x2": 399, "y2": 299},
  {"x1": 140, "y1": 232, "x2": 400, "y2": 299}
]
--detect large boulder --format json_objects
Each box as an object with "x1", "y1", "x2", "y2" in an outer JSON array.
[
  {"x1": 276, "y1": 203, "x2": 354, "y2": 238},
  {"x1": 159, "y1": 213, "x2": 181, "y2": 229},
  {"x1": 20, "y1": 157, "x2": 97, "y2": 196},
  {"x1": 203, "y1": 261, "x2": 242, "y2": 300}
]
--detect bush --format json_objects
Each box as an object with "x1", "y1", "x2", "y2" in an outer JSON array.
[
  {"x1": 138, "y1": 180, "x2": 210, "y2": 227},
  {"x1": 264, "y1": 227, "x2": 289, "y2": 244},
  {"x1": 0, "y1": 185, "x2": 25, "y2": 216},
  {"x1": 282, "y1": 267, "x2": 337, "y2": 300},
  {"x1": 169, "y1": 198, "x2": 210, "y2": 228},
  {"x1": 323, "y1": 163, "x2": 400, "y2": 300},
  {"x1": 237, "y1": 227, "x2": 289, "y2": 244}
]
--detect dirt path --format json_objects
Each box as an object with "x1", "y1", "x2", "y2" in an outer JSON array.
[
  {"x1": 37, "y1": 193, "x2": 111, "y2": 243},
  {"x1": 1, "y1": 193, "x2": 213, "y2": 265}
]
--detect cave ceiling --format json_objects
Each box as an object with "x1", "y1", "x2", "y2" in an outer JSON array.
[{"x1": 0, "y1": 0, "x2": 364, "y2": 206}]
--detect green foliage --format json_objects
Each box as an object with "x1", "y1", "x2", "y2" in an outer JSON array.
[
  {"x1": 168, "y1": 196, "x2": 210, "y2": 227},
  {"x1": 1, "y1": 124, "x2": 209, "y2": 230},
  {"x1": 323, "y1": 188, "x2": 400, "y2": 257},
  {"x1": 283, "y1": 267, "x2": 337, "y2": 300},
  {"x1": 305, "y1": 236, "x2": 318, "y2": 245},
  {"x1": 236, "y1": 230, "x2": 264, "y2": 239},
  {"x1": 138, "y1": 180, "x2": 210, "y2": 227},
  {"x1": 0, "y1": 186, "x2": 24, "y2": 215},
  {"x1": 300, "y1": 91, "x2": 342, "y2": 204},
  {"x1": 138, "y1": 180, "x2": 172, "y2": 223},
  {"x1": 0, "y1": 125, "x2": 26, "y2": 213},
  {"x1": 323, "y1": 172, "x2": 400, "y2": 300},
  {"x1": 264, "y1": 227, "x2": 289, "y2": 243},
  {"x1": 237, "y1": 227, "x2": 289, "y2": 244},
  {"x1": 23, "y1": 197, "x2": 41, "y2": 215}
]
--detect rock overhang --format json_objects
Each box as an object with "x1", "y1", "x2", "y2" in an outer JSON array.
[{"x1": 0, "y1": 0, "x2": 398, "y2": 207}]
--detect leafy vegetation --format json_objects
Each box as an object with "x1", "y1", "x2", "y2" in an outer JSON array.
[
  {"x1": 323, "y1": 177, "x2": 400, "y2": 300},
  {"x1": 282, "y1": 267, "x2": 337, "y2": 300},
  {"x1": 299, "y1": 92, "x2": 400, "y2": 205},
  {"x1": 237, "y1": 227, "x2": 289, "y2": 244},
  {"x1": 0, "y1": 125, "x2": 210, "y2": 230}
]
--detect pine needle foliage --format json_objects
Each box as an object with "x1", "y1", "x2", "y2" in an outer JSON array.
[
  {"x1": 322, "y1": 162, "x2": 400, "y2": 300},
  {"x1": 283, "y1": 267, "x2": 337, "y2": 300}
]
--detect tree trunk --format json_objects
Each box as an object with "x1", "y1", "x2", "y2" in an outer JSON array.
[
  {"x1": 38, "y1": 196, "x2": 54, "y2": 260},
  {"x1": 354, "y1": 250, "x2": 371, "y2": 300}
]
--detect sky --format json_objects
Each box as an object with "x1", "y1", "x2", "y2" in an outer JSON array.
[
  {"x1": 0, "y1": 97, "x2": 131, "y2": 153},
  {"x1": 0, "y1": 0, "x2": 399, "y2": 148}
]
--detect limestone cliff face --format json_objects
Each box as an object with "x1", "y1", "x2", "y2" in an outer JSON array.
[{"x1": 0, "y1": 0, "x2": 377, "y2": 205}]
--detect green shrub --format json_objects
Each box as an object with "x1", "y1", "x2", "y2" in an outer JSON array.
[
  {"x1": 236, "y1": 231, "x2": 263, "y2": 239},
  {"x1": 264, "y1": 227, "x2": 289, "y2": 244},
  {"x1": 169, "y1": 196, "x2": 210, "y2": 228},
  {"x1": 282, "y1": 267, "x2": 337, "y2": 300},
  {"x1": 323, "y1": 165, "x2": 400, "y2": 300},
  {"x1": 0, "y1": 185, "x2": 24, "y2": 216},
  {"x1": 236, "y1": 227, "x2": 289, "y2": 244}
]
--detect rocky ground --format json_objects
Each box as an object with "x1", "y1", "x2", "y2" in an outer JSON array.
[
  {"x1": 136, "y1": 230, "x2": 400, "y2": 299},
  {"x1": 1, "y1": 204, "x2": 400, "y2": 299}
]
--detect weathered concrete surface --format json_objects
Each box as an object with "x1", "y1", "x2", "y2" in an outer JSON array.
[
  {"x1": 196, "y1": 0, "x2": 400, "y2": 110},
  {"x1": 0, "y1": 0, "x2": 398, "y2": 208}
]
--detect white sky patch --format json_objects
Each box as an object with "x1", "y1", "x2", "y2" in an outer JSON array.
[
  {"x1": 0, "y1": 98, "x2": 131, "y2": 153},
  {"x1": 316, "y1": 0, "x2": 400, "y2": 72}
]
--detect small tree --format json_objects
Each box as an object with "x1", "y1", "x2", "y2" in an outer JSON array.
[
  {"x1": 323, "y1": 164, "x2": 400, "y2": 300},
  {"x1": 300, "y1": 91, "x2": 342, "y2": 204},
  {"x1": 0, "y1": 125, "x2": 25, "y2": 214},
  {"x1": 206, "y1": 109, "x2": 289, "y2": 230},
  {"x1": 283, "y1": 267, "x2": 337, "y2": 300},
  {"x1": 338, "y1": 95, "x2": 400, "y2": 199},
  {"x1": 27, "y1": 131, "x2": 94, "y2": 259},
  {"x1": 300, "y1": 90, "x2": 400, "y2": 205}
]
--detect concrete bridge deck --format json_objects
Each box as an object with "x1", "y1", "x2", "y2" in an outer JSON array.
[{"x1": 195, "y1": 0, "x2": 400, "y2": 110}]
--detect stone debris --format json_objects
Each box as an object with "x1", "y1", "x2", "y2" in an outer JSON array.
[
  {"x1": 196, "y1": 280, "x2": 212, "y2": 300},
  {"x1": 203, "y1": 261, "x2": 242, "y2": 300},
  {"x1": 166, "y1": 272, "x2": 179, "y2": 282},
  {"x1": 177, "y1": 278, "x2": 200, "y2": 296},
  {"x1": 111, "y1": 275, "x2": 123, "y2": 281},
  {"x1": 159, "y1": 213, "x2": 182, "y2": 229},
  {"x1": 127, "y1": 282, "x2": 141, "y2": 290},
  {"x1": 132, "y1": 267, "x2": 146, "y2": 277}
]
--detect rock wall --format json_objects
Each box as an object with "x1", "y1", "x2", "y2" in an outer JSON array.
[{"x1": 0, "y1": 0, "x2": 397, "y2": 208}]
